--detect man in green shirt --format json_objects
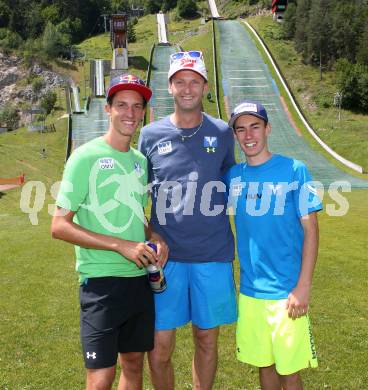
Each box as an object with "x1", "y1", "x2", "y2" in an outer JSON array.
[{"x1": 52, "y1": 74, "x2": 168, "y2": 390}]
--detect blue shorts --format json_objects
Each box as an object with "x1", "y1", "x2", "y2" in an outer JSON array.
[{"x1": 154, "y1": 261, "x2": 237, "y2": 330}]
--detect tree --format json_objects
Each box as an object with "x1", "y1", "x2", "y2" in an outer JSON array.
[
  {"x1": 41, "y1": 4, "x2": 61, "y2": 25},
  {"x1": 40, "y1": 90, "x2": 57, "y2": 115},
  {"x1": 23, "y1": 37, "x2": 42, "y2": 65},
  {"x1": 25, "y1": 2, "x2": 45, "y2": 38},
  {"x1": 177, "y1": 0, "x2": 197, "y2": 18},
  {"x1": 330, "y1": 2, "x2": 360, "y2": 63},
  {"x1": 42, "y1": 21, "x2": 65, "y2": 59},
  {"x1": 357, "y1": 23, "x2": 368, "y2": 65},
  {"x1": 0, "y1": 1, "x2": 11, "y2": 27},
  {"x1": 335, "y1": 59, "x2": 368, "y2": 112},
  {"x1": 357, "y1": 64, "x2": 368, "y2": 111},
  {"x1": 56, "y1": 18, "x2": 79, "y2": 49},
  {"x1": 0, "y1": 104, "x2": 19, "y2": 130},
  {"x1": 0, "y1": 28, "x2": 22, "y2": 50},
  {"x1": 282, "y1": 2, "x2": 297, "y2": 39},
  {"x1": 111, "y1": 0, "x2": 130, "y2": 13},
  {"x1": 145, "y1": 0, "x2": 162, "y2": 14},
  {"x1": 127, "y1": 20, "x2": 136, "y2": 42},
  {"x1": 294, "y1": 0, "x2": 311, "y2": 59},
  {"x1": 32, "y1": 77, "x2": 45, "y2": 97},
  {"x1": 306, "y1": 0, "x2": 333, "y2": 77},
  {"x1": 162, "y1": 0, "x2": 177, "y2": 12}
]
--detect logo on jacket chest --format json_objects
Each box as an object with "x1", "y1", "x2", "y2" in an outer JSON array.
[
  {"x1": 134, "y1": 162, "x2": 141, "y2": 173},
  {"x1": 99, "y1": 158, "x2": 115, "y2": 170},
  {"x1": 203, "y1": 136, "x2": 217, "y2": 153},
  {"x1": 157, "y1": 141, "x2": 173, "y2": 155}
]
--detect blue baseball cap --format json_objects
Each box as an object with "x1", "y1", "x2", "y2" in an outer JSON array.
[
  {"x1": 228, "y1": 100, "x2": 268, "y2": 129},
  {"x1": 107, "y1": 74, "x2": 152, "y2": 102}
]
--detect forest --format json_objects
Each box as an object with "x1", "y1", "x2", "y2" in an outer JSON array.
[
  {"x1": 0, "y1": 0, "x2": 367, "y2": 111},
  {"x1": 282, "y1": 0, "x2": 368, "y2": 111}
]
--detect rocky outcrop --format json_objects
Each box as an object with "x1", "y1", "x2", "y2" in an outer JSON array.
[
  {"x1": 0, "y1": 52, "x2": 68, "y2": 118},
  {"x1": 0, "y1": 53, "x2": 22, "y2": 104}
]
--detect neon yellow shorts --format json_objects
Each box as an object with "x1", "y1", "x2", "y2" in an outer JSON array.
[{"x1": 236, "y1": 294, "x2": 318, "y2": 375}]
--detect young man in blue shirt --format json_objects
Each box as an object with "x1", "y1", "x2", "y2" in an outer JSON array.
[
  {"x1": 224, "y1": 101, "x2": 322, "y2": 389},
  {"x1": 139, "y1": 52, "x2": 237, "y2": 389}
]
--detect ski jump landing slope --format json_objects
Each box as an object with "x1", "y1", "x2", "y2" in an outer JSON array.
[
  {"x1": 217, "y1": 20, "x2": 368, "y2": 188},
  {"x1": 208, "y1": 0, "x2": 220, "y2": 19},
  {"x1": 149, "y1": 45, "x2": 177, "y2": 121},
  {"x1": 71, "y1": 60, "x2": 107, "y2": 150}
]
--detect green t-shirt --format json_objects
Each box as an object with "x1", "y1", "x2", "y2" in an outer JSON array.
[{"x1": 56, "y1": 137, "x2": 148, "y2": 283}]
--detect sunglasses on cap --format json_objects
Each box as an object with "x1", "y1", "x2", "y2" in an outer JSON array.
[{"x1": 170, "y1": 51, "x2": 203, "y2": 64}]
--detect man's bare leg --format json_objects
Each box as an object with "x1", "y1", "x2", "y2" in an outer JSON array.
[
  {"x1": 279, "y1": 372, "x2": 303, "y2": 390},
  {"x1": 259, "y1": 365, "x2": 281, "y2": 390},
  {"x1": 118, "y1": 351, "x2": 145, "y2": 390},
  {"x1": 192, "y1": 326, "x2": 219, "y2": 390},
  {"x1": 86, "y1": 366, "x2": 116, "y2": 390},
  {"x1": 148, "y1": 329, "x2": 176, "y2": 390}
]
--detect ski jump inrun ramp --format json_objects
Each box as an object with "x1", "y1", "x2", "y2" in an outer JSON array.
[
  {"x1": 208, "y1": 0, "x2": 220, "y2": 19},
  {"x1": 157, "y1": 12, "x2": 168, "y2": 44}
]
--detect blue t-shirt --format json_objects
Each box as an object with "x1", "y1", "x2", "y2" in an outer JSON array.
[
  {"x1": 138, "y1": 113, "x2": 235, "y2": 262},
  {"x1": 224, "y1": 154, "x2": 323, "y2": 299}
]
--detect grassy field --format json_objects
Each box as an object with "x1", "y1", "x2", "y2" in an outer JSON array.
[
  {"x1": 1, "y1": 125, "x2": 367, "y2": 388},
  {"x1": 1, "y1": 8, "x2": 367, "y2": 390}
]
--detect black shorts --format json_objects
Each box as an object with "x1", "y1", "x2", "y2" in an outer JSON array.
[{"x1": 79, "y1": 275, "x2": 154, "y2": 369}]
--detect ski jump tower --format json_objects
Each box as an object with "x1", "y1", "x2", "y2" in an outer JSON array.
[{"x1": 110, "y1": 14, "x2": 128, "y2": 70}]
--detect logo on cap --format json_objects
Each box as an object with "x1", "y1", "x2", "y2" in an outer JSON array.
[
  {"x1": 229, "y1": 100, "x2": 269, "y2": 128},
  {"x1": 168, "y1": 51, "x2": 208, "y2": 81},
  {"x1": 106, "y1": 73, "x2": 152, "y2": 102},
  {"x1": 118, "y1": 74, "x2": 145, "y2": 85},
  {"x1": 179, "y1": 59, "x2": 195, "y2": 68},
  {"x1": 235, "y1": 102, "x2": 258, "y2": 114}
]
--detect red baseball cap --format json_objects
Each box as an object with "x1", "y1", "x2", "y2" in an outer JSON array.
[{"x1": 106, "y1": 74, "x2": 152, "y2": 102}]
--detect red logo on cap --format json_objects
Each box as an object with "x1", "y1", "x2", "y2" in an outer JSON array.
[
  {"x1": 120, "y1": 74, "x2": 138, "y2": 83},
  {"x1": 180, "y1": 58, "x2": 195, "y2": 68}
]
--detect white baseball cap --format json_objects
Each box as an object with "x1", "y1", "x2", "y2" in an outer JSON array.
[{"x1": 168, "y1": 51, "x2": 208, "y2": 81}]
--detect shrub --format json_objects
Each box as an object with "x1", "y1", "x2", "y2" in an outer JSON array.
[
  {"x1": 177, "y1": 0, "x2": 198, "y2": 18},
  {"x1": 0, "y1": 28, "x2": 23, "y2": 50},
  {"x1": 128, "y1": 21, "x2": 136, "y2": 43},
  {"x1": 40, "y1": 90, "x2": 57, "y2": 115},
  {"x1": 32, "y1": 77, "x2": 45, "y2": 96},
  {"x1": 0, "y1": 104, "x2": 20, "y2": 130},
  {"x1": 336, "y1": 59, "x2": 368, "y2": 112}
]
